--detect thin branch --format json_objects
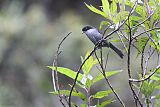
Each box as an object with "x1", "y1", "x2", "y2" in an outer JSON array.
[
  {"x1": 52, "y1": 32, "x2": 72, "y2": 107},
  {"x1": 132, "y1": 27, "x2": 160, "y2": 39},
  {"x1": 141, "y1": 38, "x2": 150, "y2": 77},
  {"x1": 131, "y1": 12, "x2": 154, "y2": 30},
  {"x1": 127, "y1": 5, "x2": 143, "y2": 106},
  {"x1": 119, "y1": 31, "x2": 141, "y2": 53},
  {"x1": 116, "y1": 31, "x2": 128, "y2": 53},
  {"x1": 129, "y1": 64, "x2": 160, "y2": 82},
  {"x1": 103, "y1": 23, "x2": 114, "y2": 37},
  {"x1": 104, "y1": 52, "x2": 109, "y2": 70}
]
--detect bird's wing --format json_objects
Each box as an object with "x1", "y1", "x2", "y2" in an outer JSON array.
[{"x1": 94, "y1": 31, "x2": 103, "y2": 42}]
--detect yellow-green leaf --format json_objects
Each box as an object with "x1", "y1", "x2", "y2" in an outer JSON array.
[
  {"x1": 92, "y1": 70, "x2": 122, "y2": 83},
  {"x1": 47, "y1": 66, "x2": 83, "y2": 82},
  {"x1": 85, "y1": 3, "x2": 108, "y2": 19},
  {"x1": 49, "y1": 90, "x2": 86, "y2": 101},
  {"x1": 92, "y1": 90, "x2": 113, "y2": 99},
  {"x1": 101, "y1": 0, "x2": 110, "y2": 15}
]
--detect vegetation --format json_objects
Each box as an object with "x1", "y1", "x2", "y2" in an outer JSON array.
[{"x1": 48, "y1": 0, "x2": 160, "y2": 107}]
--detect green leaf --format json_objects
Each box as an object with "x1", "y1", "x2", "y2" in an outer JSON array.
[
  {"x1": 111, "y1": 38, "x2": 127, "y2": 43},
  {"x1": 49, "y1": 90, "x2": 87, "y2": 101},
  {"x1": 97, "y1": 99, "x2": 115, "y2": 107},
  {"x1": 116, "y1": 11, "x2": 129, "y2": 22},
  {"x1": 155, "y1": 94, "x2": 160, "y2": 99},
  {"x1": 86, "y1": 78, "x2": 92, "y2": 88},
  {"x1": 80, "y1": 74, "x2": 93, "y2": 88},
  {"x1": 152, "y1": 6, "x2": 160, "y2": 21},
  {"x1": 156, "y1": 85, "x2": 160, "y2": 89},
  {"x1": 110, "y1": 0, "x2": 117, "y2": 14},
  {"x1": 150, "y1": 68, "x2": 160, "y2": 81},
  {"x1": 81, "y1": 49, "x2": 99, "y2": 75},
  {"x1": 99, "y1": 21, "x2": 109, "y2": 30},
  {"x1": 148, "y1": 41, "x2": 160, "y2": 53},
  {"x1": 47, "y1": 66, "x2": 83, "y2": 82},
  {"x1": 92, "y1": 90, "x2": 113, "y2": 99},
  {"x1": 136, "y1": 37, "x2": 148, "y2": 55},
  {"x1": 125, "y1": 0, "x2": 146, "y2": 17},
  {"x1": 80, "y1": 104, "x2": 87, "y2": 107},
  {"x1": 101, "y1": 0, "x2": 110, "y2": 15},
  {"x1": 85, "y1": 3, "x2": 108, "y2": 19},
  {"x1": 141, "y1": 80, "x2": 157, "y2": 98},
  {"x1": 130, "y1": 15, "x2": 142, "y2": 22},
  {"x1": 92, "y1": 70, "x2": 122, "y2": 83}
]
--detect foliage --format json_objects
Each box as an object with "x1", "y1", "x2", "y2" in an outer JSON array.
[
  {"x1": 49, "y1": 0, "x2": 160, "y2": 106},
  {"x1": 48, "y1": 49, "x2": 122, "y2": 106},
  {"x1": 84, "y1": 0, "x2": 160, "y2": 106}
]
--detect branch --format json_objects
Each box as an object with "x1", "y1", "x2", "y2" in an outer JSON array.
[
  {"x1": 129, "y1": 64, "x2": 160, "y2": 82},
  {"x1": 126, "y1": 2, "x2": 143, "y2": 105},
  {"x1": 132, "y1": 27, "x2": 160, "y2": 39},
  {"x1": 131, "y1": 12, "x2": 154, "y2": 30},
  {"x1": 52, "y1": 32, "x2": 72, "y2": 107}
]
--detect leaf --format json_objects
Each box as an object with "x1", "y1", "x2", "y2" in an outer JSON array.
[
  {"x1": 136, "y1": 37, "x2": 148, "y2": 55},
  {"x1": 116, "y1": 11, "x2": 129, "y2": 22},
  {"x1": 86, "y1": 78, "x2": 92, "y2": 88},
  {"x1": 150, "y1": 68, "x2": 160, "y2": 81},
  {"x1": 81, "y1": 49, "x2": 99, "y2": 75},
  {"x1": 92, "y1": 70, "x2": 122, "y2": 83},
  {"x1": 152, "y1": 6, "x2": 160, "y2": 21},
  {"x1": 130, "y1": 15, "x2": 142, "y2": 22},
  {"x1": 101, "y1": 0, "x2": 110, "y2": 15},
  {"x1": 80, "y1": 74, "x2": 93, "y2": 88},
  {"x1": 110, "y1": 0, "x2": 117, "y2": 14},
  {"x1": 111, "y1": 38, "x2": 127, "y2": 43},
  {"x1": 148, "y1": 41, "x2": 160, "y2": 53},
  {"x1": 47, "y1": 66, "x2": 83, "y2": 82},
  {"x1": 92, "y1": 90, "x2": 113, "y2": 99},
  {"x1": 49, "y1": 90, "x2": 86, "y2": 101},
  {"x1": 141, "y1": 80, "x2": 157, "y2": 98},
  {"x1": 85, "y1": 3, "x2": 108, "y2": 19},
  {"x1": 99, "y1": 21, "x2": 109, "y2": 30},
  {"x1": 155, "y1": 94, "x2": 160, "y2": 99},
  {"x1": 96, "y1": 99, "x2": 115, "y2": 107},
  {"x1": 125, "y1": 0, "x2": 146, "y2": 17},
  {"x1": 80, "y1": 104, "x2": 87, "y2": 107}
]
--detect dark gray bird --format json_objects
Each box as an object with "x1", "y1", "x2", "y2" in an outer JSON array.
[{"x1": 82, "y1": 25, "x2": 124, "y2": 59}]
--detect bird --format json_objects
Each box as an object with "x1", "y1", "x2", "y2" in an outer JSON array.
[{"x1": 82, "y1": 25, "x2": 124, "y2": 59}]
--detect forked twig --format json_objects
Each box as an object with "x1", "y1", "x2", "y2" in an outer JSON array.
[{"x1": 52, "y1": 32, "x2": 72, "y2": 107}]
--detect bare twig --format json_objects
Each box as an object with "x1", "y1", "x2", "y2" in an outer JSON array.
[
  {"x1": 116, "y1": 31, "x2": 128, "y2": 53},
  {"x1": 103, "y1": 23, "x2": 114, "y2": 37},
  {"x1": 129, "y1": 64, "x2": 160, "y2": 82},
  {"x1": 52, "y1": 32, "x2": 72, "y2": 107},
  {"x1": 141, "y1": 38, "x2": 150, "y2": 77},
  {"x1": 132, "y1": 27, "x2": 160, "y2": 39},
  {"x1": 104, "y1": 52, "x2": 109, "y2": 69},
  {"x1": 119, "y1": 31, "x2": 141, "y2": 53}
]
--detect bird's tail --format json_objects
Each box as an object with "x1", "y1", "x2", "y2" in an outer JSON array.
[{"x1": 109, "y1": 43, "x2": 124, "y2": 59}]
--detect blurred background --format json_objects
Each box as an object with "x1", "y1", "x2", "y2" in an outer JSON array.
[{"x1": 1, "y1": 0, "x2": 157, "y2": 107}]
